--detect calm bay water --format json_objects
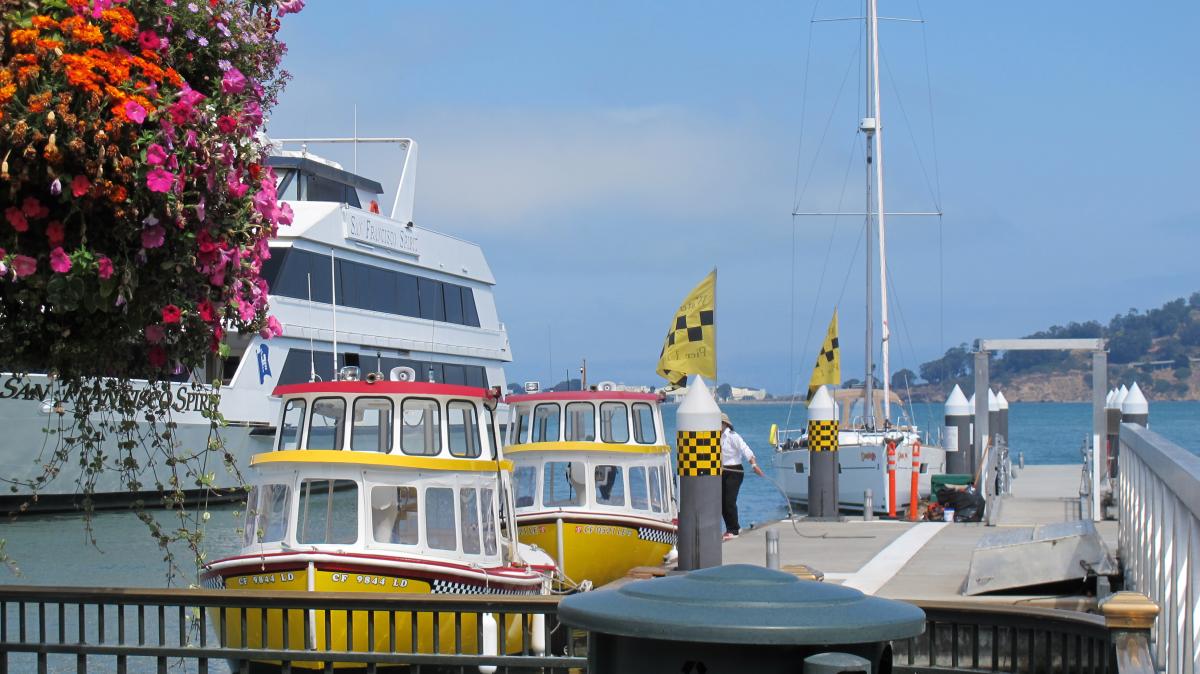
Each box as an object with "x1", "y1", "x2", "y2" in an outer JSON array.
[{"x1": 1, "y1": 400, "x2": 1197, "y2": 588}]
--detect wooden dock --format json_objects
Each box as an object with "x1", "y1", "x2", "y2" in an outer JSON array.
[{"x1": 721, "y1": 464, "x2": 1117, "y2": 609}]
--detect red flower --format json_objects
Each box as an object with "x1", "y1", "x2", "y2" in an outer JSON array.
[
  {"x1": 21, "y1": 196, "x2": 47, "y2": 219},
  {"x1": 147, "y1": 345, "x2": 167, "y2": 368},
  {"x1": 5, "y1": 207, "x2": 28, "y2": 232},
  {"x1": 197, "y1": 299, "x2": 216, "y2": 322},
  {"x1": 46, "y1": 220, "x2": 65, "y2": 247},
  {"x1": 161, "y1": 304, "x2": 182, "y2": 324},
  {"x1": 216, "y1": 115, "x2": 237, "y2": 133},
  {"x1": 137, "y1": 30, "x2": 161, "y2": 51},
  {"x1": 97, "y1": 256, "x2": 114, "y2": 280},
  {"x1": 71, "y1": 175, "x2": 91, "y2": 197}
]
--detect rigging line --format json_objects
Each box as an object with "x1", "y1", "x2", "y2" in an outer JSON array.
[
  {"x1": 790, "y1": 0, "x2": 821, "y2": 209},
  {"x1": 783, "y1": 131, "x2": 863, "y2": 432},
  {"x1": 915, "y1": 0, "x2": 943, "y2": 207},
  {"x1": 882, "y1": 255, "x2": 937, "y2": 435},
  {"x1": 793, "y1": 36, "x2": 863, "y2": 213},
  {"x1": 880, "y1": 50, "x2": 941, "y2": 212}
]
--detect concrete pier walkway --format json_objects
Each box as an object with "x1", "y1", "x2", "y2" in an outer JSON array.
[{"x1": 721, "y1": 464, "x2": 1116, "y2": 608}]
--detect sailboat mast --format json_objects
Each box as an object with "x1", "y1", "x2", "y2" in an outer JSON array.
[{"x1": 869, "y1": 0, "x2": 892, "y2": 424}]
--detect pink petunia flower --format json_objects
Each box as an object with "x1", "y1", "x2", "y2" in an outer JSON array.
[
  {"x1": 145, "y1": 144, "x2": 168, "y2": 165},
  {"x1": 71, "y1": 175, "x2": 91, "y2": 198},
  {"x1": 124, "y1": 100, "x2": 147, "y2": 124},
  {"x1": 141, "y1": 225, "x2": 166, "y2": 249},
  {"x1": 5, "y1": 207, "x2": 28, "y2": 232},
  {"x1": 277, "y1": 202, "x2": 294, "y2": 226},
  {"x1": 145, "y1": 324, "x2": 165, "y2": 344},
  {"x1": 12, "y1": 255, "x2": 36, "y2": 278},
  {"x1": 220, "y1": 67, "x2": 247, "y2": 94},
  {"x1": 146, "y1": 168, "x2": 174, "y2": 193},
  {"x1": 97, "y1": 256, "x2": 114, "y2": 280},
  {"x1": 197, "y1": 299, "x2": 216, "y2": 322},
  {"x1": 49, "y1": 247, "x2": 71, "y2": 274},
  {"x1": 277, "y1": 0, "x2": 305, "y2": 16},
  {"x1": 137, "y1": 30, "x2": 161, "y2": 51}
]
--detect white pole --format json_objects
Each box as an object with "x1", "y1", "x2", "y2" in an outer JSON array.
[
  {"x1": 330, "y1": 251, "x2": 338, "y2": 379},
  {"x1": 869, "y1": 0, "x2": 892, "y2": 423}
]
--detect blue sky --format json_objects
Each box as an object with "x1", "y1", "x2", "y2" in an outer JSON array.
[{"x1": 268, "y1": 1, "x2": 1200, "y2": 394}]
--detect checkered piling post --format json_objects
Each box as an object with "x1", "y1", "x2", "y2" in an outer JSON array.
[
  {"x1": 677, "y1": 429, "x2": 722, "y2": 570},
  {"x1": 806, "y1": 385, "x2": 839, "y2": 519}
]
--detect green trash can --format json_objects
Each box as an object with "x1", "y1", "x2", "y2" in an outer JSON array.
[
  {"x1": 559, "y1": 564, "x2": 925, "y2": 674},
  {"x1": 931, "y1": 473, "x2": 972, "y2": 498}
]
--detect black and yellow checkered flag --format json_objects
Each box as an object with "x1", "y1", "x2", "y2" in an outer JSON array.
[
  {"x1": 807, "y1": 309, "x2": 840, "y2": 402},
  {"x1": 656, "y1": 270, "x2": 716, "y2": 388}
]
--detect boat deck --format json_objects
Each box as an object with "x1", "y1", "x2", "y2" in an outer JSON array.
[{"x1": 721, "y1": 464, "x2": 1116, "y2": 609}]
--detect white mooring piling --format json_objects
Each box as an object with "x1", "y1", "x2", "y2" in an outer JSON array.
[
  {"x1": 944, "y1": 385, "x2": 971, "y2": 474},
  {"x1": 676, "y1": 376, "x2": 723, "y2": 570}
]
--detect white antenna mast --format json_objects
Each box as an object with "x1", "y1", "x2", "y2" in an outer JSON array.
[
  {"x1": 330, "y1": 251, "x2": 338, "y2": 379},
  {"x1": 352, "y1": 104, "x2": 358, "y2": 174},
  {"x1": 307, "y1": 272, "x2": 317, "y2": 382}
]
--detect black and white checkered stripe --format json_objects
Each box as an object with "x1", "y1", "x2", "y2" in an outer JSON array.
[
  {"x1": 637, "y1": 527, "x2": 676, "y2": 546},
  {"x1": 430, "y1": 578, "x2": 538, "y2": 596},
  {"x1": 201, "y1": 575, "x2": 225, "y2": 590}
]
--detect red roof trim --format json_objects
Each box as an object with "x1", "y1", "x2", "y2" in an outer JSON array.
[
  {"x1": 506, "y1": 391, "x2": 659, "y2": 403},
  {"x1": 272, "y1": 381, "x2": 490, "y2": 398}
]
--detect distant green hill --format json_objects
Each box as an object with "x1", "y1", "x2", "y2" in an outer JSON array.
[{"x1": 912, "y1": 292, "x2": 1200, "y2": 401}]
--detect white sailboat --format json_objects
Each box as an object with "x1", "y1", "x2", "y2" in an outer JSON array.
[{"x1": 774, "y1": 0, "x2": 944, "y2": 514}]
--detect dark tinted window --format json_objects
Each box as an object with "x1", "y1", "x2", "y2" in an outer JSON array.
[
  {"x1": 307, "y1": 175, "x2": 346, "y2": 203},
  {"x1": 443, "y1": 364, "x2": 466, "y2": 386},
  {"x1": 418, "y1": 278, "x2": 445, "y2": 321},
  {"x1": 462, "y1": 287, "x2": 480, "y2": 327},
  {"x1": 396, "y1": 273, "x2": 420, "y2": 317},
  {"x1": 444, "y1": 284, "x2": 464, "y2": 324},
  {"x1": 279, "y1": 349, "x2": 488, "y2": 388},
  {"x1": 465, "y1": 366, "x2": 485, "y2": 388}
]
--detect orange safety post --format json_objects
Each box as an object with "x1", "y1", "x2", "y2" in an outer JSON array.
[
  {"x1": 886, "y1": 440, "x2": 897, "y2": 518},
  {"x1": 909, "y1": 440, "x2": 921, "y2": 522}
]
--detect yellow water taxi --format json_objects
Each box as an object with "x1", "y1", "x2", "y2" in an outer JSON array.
[
  {"x1": 201, "y1": 372, "x2": 554, "y2": 668},
  {"x1": 504, "y1": 391, "x2": 677, "y2": 589}
]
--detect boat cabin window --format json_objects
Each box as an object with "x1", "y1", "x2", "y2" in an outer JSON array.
[
  {"x1": 512, "y1": 407, "x2": 531, "y2": 445},
  {"x1": 278, "y1": 399, "x2": 306, "y2": 450},
  {"x1": 532, "y1": 404, "x2": 560, "y2": 443},
  {"x1": 351, "y1": 397, "x2": 393, "y2": 452},
  {"x1": 244, "y1": 483, "x2": 291, "y2": 545},
  {"x1": 564, "y1": 402, "x2": 595, "y2": 442},
  {"x1": 649, "y1": 466, "x2": 665, "y2": 513},
  {"x1": 400, "y1": 398, "x2": 441, "y2": 456},
  {"x1": 371, "y1": 485, "x2": 418, "y2": 545},
  {"x1": 298, "y1": 479, "x2": 358, "y2": 545},
  {"x1": 513, "y1": 466, "x2": 537, "y2": 508},
  {"x1": 425, "y1": 487, "x2": 458, "y2": 551},
  {"x1": 543, "y1": 461, "x2": 584, "y2": 507},
  {"x1": 480, "y1": 487, "x2": 498, "y2": 555},
  {"x1": 459, "y1": 488, "x2": 482, "y2": 554},
  {"x1": 632, "y1": 403, "x2": 657, "y2": 444},
  {"x1": 628, "y1": 466, "x2": 649, "y2": 510},
  {"x1": 594, "y1": 466, "x2": 625, "y2": 506},
  {"x1": 447, "y1": 401, "x2": 481, "y2": 458},
  {"x1": 600, "y1": 403, "x2": 629, "y2": 443},
  {"x1": 309, "y1": 398, "x2": 346, "y2": 450}
]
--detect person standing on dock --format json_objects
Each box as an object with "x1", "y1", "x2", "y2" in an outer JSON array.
[{"x1": 720, "y1": 413, "x2": 764, "y2": 540}]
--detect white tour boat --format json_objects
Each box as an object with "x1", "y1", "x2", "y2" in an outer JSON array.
[{"x1": 0, "y1": 139, "x2": 514, "y2": 512}]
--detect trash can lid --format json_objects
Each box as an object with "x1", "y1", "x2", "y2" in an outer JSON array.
[{"x1": 559, "y1": 564, "x2": 925, "y2": 645}]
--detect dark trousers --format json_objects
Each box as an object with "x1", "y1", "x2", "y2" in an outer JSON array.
[{"x1": 722, "y1": 467, "x2": 745, "y2": 534}]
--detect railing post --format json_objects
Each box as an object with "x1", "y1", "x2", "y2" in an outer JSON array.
[{"x1": 1099, "y1": 591, "x2": 1158, "y2": 674}]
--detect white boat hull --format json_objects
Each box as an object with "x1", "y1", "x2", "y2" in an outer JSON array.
[{"x1": 775, "y1": 436, "x2": 946, "y2": 514}]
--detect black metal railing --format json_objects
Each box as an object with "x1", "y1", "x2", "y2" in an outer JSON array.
[
  {"x1": 0, "y1": 585, "x2": 585, "y2": 673},
  {"x1": 0, "y1": 585, "x2": 1158, "y2": 674}
]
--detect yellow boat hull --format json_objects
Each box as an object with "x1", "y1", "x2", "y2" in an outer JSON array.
[
  {"x1": 208, "y1": 567, "x2": 535, "y2": 670},
  {"x1": 518, "y1": 517, "x2": 675, "y2": 588}
]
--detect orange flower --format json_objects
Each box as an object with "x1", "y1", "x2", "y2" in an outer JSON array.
[
  {"x1": 10, "y1": 29, "x2": 39, "y2": 49},
  {"x1": 61, "y1": 17, "x2": 105, "y2": 46},
  {"x1": 16, "y1": 65, "x2": 40, "y2": 84},
  {"x1": 36, "y1": 39, "x2": 63, "y2": 52},
  {"x1": 27, "y1": 92, "x2": 52, "y2": 113},
  {"x1": 30, "y1": 16, "x2": 59, "y2": 30},
  {"x1": 0, "y1": 83, "x2": 16, "y2": 105},
  {"x1": 100, "y1": 8, "x2": 138, "y2": 41}
]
